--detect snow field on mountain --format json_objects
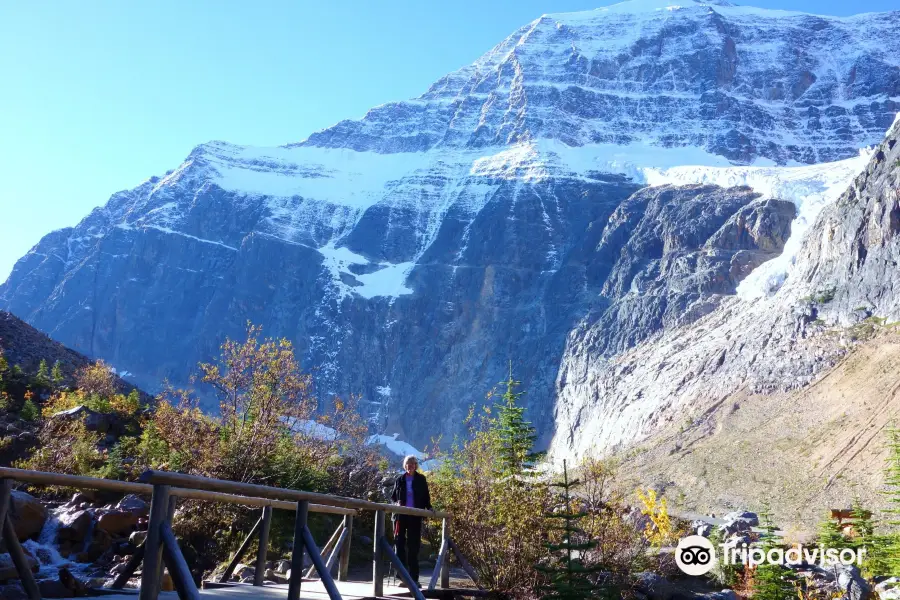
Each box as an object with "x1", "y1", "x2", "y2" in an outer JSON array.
[
  {"x1": 161, "y1": 136, "x2": 875, "y2": 301},
  {"x1": 642, "y1": 150, "x2": 873, "y2": 299},
  {"x1": 318, "y1": 243, "x2": 415, "y2": 300}
]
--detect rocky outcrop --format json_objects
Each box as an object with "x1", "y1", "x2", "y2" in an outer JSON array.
[
  {"x1": 788, "y1": 118, "x2": 900, "y2": 323},
  {"x1": 575, "y1": 186, "x2": 794, "y2": 355},
  {"x1": 0, "y1": 552, "x2": 38, "y2": 582},
  {"x1": 8, "y1": 490, "x2": 47, "y2": 542},
  {"x1": 551, "y1": 114, "x2": 900, "y2": 464}
]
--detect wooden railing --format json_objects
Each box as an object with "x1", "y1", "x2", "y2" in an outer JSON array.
[
  {"x1": 138, "y1": 470, "x2": 456, "y2": 600},
  {"x1": 0, "y1": 466, "x2": 478, "y2": 600}
]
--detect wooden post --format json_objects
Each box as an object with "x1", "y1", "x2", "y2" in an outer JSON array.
[
  {"x1": 111, "y1": 543, "x2": 145, "y2": 589},
  {"x1": 287, "y1": 500, "x2": 309, "y2": 600},
  {"x1": 219, "y1": 513, "x2": 263, "y2": 583},
  {"x1": 301, "y1": 526, "x2": 343, "y2": 600},
  {"x1": 324, "y1": 526, "x2": 348, "y2": 575},
  {"x1": 3, "y1": 517, "x2": 41, "y2": 600},
  {"x1": 140, "y1": 483, "x2": 171, "y2": 600},
  {"x1": 338, "y1": 514, "x2": 352, "y2": 582},
  {"x1": 306, "y1": 519, "x2": 343, "y2": 578},
  {"x1": 440, "y1": 519, "x2": 450, "y2": 589},
  {"x1": 167, "y1": 494, "x2": 177, "y2": 520},
  {"x1": 428, "y1": 519, "x2": 450, "y2": 591},
  {"x1": 253, "y1": 505, "x2": 273, "y2": 586},
  {"x1": 161, "y1": 522, "x2": 200, "y2": 600},
  {"x1": 449, "y1": 538, "x2": 483, "y2": 591},
  {"x1": 379, "y1": 536, "x2": 426, "y2": 600},
  {"x1": 373, "y1": 509, "x2": 385, "y2": 598},
  {"x1": 0, "y1": 479, "x2": 11, "y2": 550}
]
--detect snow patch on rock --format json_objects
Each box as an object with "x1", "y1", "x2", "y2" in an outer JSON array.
[{"x1": 641, "y1": 149, "x2": 873, "y2": 298}]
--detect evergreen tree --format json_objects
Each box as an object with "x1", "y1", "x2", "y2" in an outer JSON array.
[
  {"x1": 848, "y1": 497, "x2": 891, "y2": 577},
  {"x1": 817, "y1": 511, "x2": 845, "y2": 550},
  {"x1": 752, "y1": 505, "x2": 797, "y2": 600},
  {"x1": 0, "y1": 348, "x2": 8, "y2": 392},
  {"x1": 50, "y1": 360, "x2": 64, "y2": 389},
  {"x1": 492, "y1": 361, "x2": 541, "y2": 476},
  {"x1": 535, "y1": 460, "x2": 614, "y2": 600},
  {"x1": 34, "y1": 359, "x2": 50, "y2": 388},
  {"x1": 880, "y1": 425, "x2": 900, "y2": 576},
  {"x1": 20, "y1": 391, "x2": 39, "y2": 421}
]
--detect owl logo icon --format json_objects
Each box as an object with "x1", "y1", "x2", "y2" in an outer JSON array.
[{"x1": 675, "y1": 535, "x2": 717, "y2": 575}]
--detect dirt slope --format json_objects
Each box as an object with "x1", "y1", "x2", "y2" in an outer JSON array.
[{"x1": 619, "y1": 334, "x2": 900, "y2": 533}]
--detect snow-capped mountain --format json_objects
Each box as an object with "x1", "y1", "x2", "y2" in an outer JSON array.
[{"x1": 2, "y1": 0, "x2": 899, "y2": 452}]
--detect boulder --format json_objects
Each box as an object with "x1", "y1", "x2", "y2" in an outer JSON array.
[
  {"x1": 0, "y1": 583, "x2": 29, "y2": 600},
  {"x1": 723, "y1": 511, "x2": 759, "y2": 527},
  {"x1": 634, "y1": 572, "x2": 675, "y2": 600},
  {"x1": 66, "y1": 493, "x2": 94, "y2": 508},
  {"x1": 57, "y1": 509, "x2": 92, "y2": 543},
  {"x1": 264, "y1": 568, "x2": 286, "y2": 584},
  {"x1": 129, "y1": 530, "x2": 148, "y2": 547},
  {"x1": 234, "y1": 564, "x2": 255, "y2": 579},
  {"x1": 690, "y1": 520, "x2": 712, "y2": 537},
  {"x1": 722, "y1": 516, "x2": 754, "y2": 537},
  {"x1": 59, "y1": 567, "x2": 89, "y2": 595},
  {"x1": 875, "y1": 578, "x2": 900, "y2": 600},
  {"x1": 115, "y1": 495, "x2": 149, "y2": 517},
  {"x1": 699, "y1": 593, "x2": 739, "y2": 600},
  {"x1": 0, "y1": 552, "x2": 38, "y2": 582},
  {"x1": 837, "y1": 565, "x2": 872, "y2": 600},
  {"x1": 8, "y1": 490, "x2": 47, "y2": 541},
  {"x1": 97, "y1": 510, "x2": 139, "y2": 536},
  {"x1": 88, "y1": 528, "x2": 113, "y2": 561},
  {"x1": 275, "y1": 559, "x2": 291, "y2": 574}
]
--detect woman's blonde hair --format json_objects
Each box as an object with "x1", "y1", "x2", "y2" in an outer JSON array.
[{"x1": 403, "y1": 455, "x2": 418, "y2": 469}]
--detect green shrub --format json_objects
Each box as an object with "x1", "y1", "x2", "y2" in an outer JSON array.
[
  {"x1": 751, "y1": 506, "x2": 797, "y2": 600},
  {"x1": 33, "y1": 359, "x2": 50, "y2": 388},
  {"x1": 20, "y1": 397, "x2": 39, "y2": 421}
]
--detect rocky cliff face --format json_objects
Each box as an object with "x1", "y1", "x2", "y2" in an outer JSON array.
[
  {"x1": 2, "y1": 0, "x2": 899, "y2": 451},
  {"x1": 551, "y1": 114, "x2": 900, "y2": 459}
]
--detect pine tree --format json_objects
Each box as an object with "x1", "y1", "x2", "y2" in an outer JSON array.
[
  {"x1": 848, "y1": 498, "x2": 890, "y2": 577},
  {"x1": 817, "y1": 511, "x2": 845, "y2": 549},
  {"x1": 535, "y1": 460, "x2": 614, "y2": 600},
  {"x1": 20, "y1": 396, "x2": 39, "y2": 421},
  {"x1": 752, "y1": 505, "x2": 797, "y2": 600},
  {"x1": 34, "y1": 359, "x2": 50, "y2": 388},
  {"x1": 880, "y1": 425, "x2": 900, "y2": 576},
  {"x1": 0, "y1": 348, "x2": 8, "y2": 392},
  {"x1": 50, "y1": 360, "x2": 64, "y2": 389},
  {"x1": 492, "y1": 361, "x2": 541, "y2": 476}
]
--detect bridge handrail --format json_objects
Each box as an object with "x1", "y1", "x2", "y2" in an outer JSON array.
[
  {"x1": 140, "y1": 469, "x2": 451, "y2": 519},
  {"x1": 0, "y1": 466, "x2": 355, "y2": 516}
]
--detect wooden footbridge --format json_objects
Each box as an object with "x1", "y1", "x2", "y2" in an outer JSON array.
[{"x1": 0, "y1": 467, "x2": 484, "y2": 600}]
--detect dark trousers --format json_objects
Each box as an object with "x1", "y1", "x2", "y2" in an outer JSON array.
[{"x1": 395, "y1": 515, "x2": 422, "y2": 582}]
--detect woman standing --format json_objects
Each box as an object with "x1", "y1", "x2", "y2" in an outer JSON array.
[{"x1": 390, "y1": 455, "x2": 432, "y2": 587}]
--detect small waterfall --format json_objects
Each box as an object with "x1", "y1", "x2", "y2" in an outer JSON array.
[{"x1": 21, "y1": 506, "x2": 90, "y2": 580}]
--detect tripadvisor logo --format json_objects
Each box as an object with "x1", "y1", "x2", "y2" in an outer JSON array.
[
  {"x1": 675, "y1": 534, "x2": 867, "y2": 576},
  {"x1": 675, "y1": 536, "x2": 717, "y2": 576}
]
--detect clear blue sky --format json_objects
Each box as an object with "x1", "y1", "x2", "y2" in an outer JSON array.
[{"x1": 0, "y1": 0, "x2": 895, "y2": 283}]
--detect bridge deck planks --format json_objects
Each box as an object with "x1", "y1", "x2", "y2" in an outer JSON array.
[{"x1": 81, "y1": 580, "x2": 412, "y2": 600}]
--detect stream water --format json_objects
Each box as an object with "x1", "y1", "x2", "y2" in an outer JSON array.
[{"x1": 21, "y1": 506, "x2": 92, "y2": 580}]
